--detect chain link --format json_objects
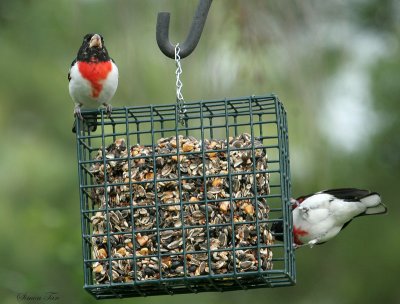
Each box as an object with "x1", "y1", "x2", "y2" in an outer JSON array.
[{"x1": 174, "y1": 44, "x2": 186, "y2": 124}]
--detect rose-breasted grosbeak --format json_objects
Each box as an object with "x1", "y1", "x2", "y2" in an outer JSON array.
[
  {"x1": 68, "y1": 33, "x2": 118, "y2": 132},
  {"x1": 272, "y1": 188, "x2": 387, "y2": 248}
]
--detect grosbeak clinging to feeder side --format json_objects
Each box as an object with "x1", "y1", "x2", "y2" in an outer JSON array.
[
  {"x1": 68, "y1": 33, "x2": 118, "y2": 132},
  {"x1": 271, "y1": 188, "x2": 387, "y2": 248}
]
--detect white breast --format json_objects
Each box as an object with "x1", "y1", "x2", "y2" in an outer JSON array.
[
  {"x1": 293, "y1": 193, "x2": 366, "y2": 244},
  {"x1": 68, "y1": 61, "x2": 118, "y2": 109}
]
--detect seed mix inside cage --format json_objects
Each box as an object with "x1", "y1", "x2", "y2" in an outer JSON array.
[{"x1": 76, "y1": 95, "x2": 295, "y2": 299}]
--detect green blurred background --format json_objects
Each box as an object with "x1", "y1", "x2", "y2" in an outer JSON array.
[{"x1": 0, "y1": 0, "x2": 399, "y2": 303}]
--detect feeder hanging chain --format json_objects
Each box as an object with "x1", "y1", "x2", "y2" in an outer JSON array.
[{"x1": 175, "y1": 43, "x2": 186, "y2": 124}]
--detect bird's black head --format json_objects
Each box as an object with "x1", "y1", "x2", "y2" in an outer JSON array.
[
  {"x1": 76, "y1": 33, "x2": 110, "y2": 62},
  {"x1": 271, "y1": 221, "x2": 284, "y2": 242}
]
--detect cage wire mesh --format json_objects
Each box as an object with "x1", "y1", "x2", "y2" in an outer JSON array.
[{"x1": 75, "y1": 95, "x2": 295, "y2": 299}]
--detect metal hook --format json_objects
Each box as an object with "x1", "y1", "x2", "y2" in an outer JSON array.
[{"x1": 156, "y1": 0, "x2": 213, "y2": 59}]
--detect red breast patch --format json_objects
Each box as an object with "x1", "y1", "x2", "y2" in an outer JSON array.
[
  {"x1": 78, "y1": 61, "x2": 112, "y2": 98},
  {"x1": 293, "y1": 226, "x2": 308, "y2": 245}
]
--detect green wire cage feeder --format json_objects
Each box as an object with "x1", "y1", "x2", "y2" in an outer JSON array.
[{"x1": 75, "y1": 95, "x2": 295, "y2": 299}]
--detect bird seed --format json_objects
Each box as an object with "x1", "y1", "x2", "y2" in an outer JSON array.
[{"x1": 88, "y1": 133, "x2": 273, "y2": 284}]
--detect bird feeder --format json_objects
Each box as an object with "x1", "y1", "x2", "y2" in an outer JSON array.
[
  {"x1": 75, "y1": 95, "x2": 295, "y2": 299},
  {"x1": 74, "y1": 0, "x2": 295, "y2": 299}
]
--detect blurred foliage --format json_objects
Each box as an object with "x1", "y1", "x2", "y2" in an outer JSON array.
[{"x1": 0, "y1": 0, "x2": 399, "y2": 303}]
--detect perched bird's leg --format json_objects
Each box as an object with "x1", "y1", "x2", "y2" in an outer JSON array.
[
  {"x1": 104, "y1": 103, "x2": 112, "y2": 117},
  {"x1": 293, "y1": 243, "x2": 308, "y2": 249},
  {"x1": 74, "y1": 103, "x2": 83, "y2": 120},
  {"x1": 293, "y1": 243, "x2": 311, "y2": 249}
]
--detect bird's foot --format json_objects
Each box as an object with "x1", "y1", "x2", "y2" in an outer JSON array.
[
  {"x1": 298, "y1": 205, "x2": 310, "y2": 214},
  {"x1": 290, "y1": 198, "x2": 300, "y2": 208},
  {"x1": 307, "y1": 239, "x2": 318, "y2": 248},
  {"x1": 74, "y1": 104, "x2": 83, "y2": 120},
  {"x1": 293, "y1": 239, "x2": 319, "y2": 249},
  {"x1": 103, "y1": 103, "x2": 112, "y2": 117}
]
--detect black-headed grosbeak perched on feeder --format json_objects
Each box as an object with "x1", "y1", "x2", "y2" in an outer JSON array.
[
  {"x1": 272, "y1": 188, "x2": 387, "y2": 248},
  {"x1": 68, "y1": 33, "x2": 118, "y2": 132}
]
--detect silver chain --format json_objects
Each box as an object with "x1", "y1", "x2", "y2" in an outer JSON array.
[{"x1": 174, "y1": 44, "x2": 186, "y2": 124}]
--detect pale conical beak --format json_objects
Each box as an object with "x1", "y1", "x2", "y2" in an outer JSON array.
[{"x1": 89, "y1": 34, "x2": 102, "y2": 48}]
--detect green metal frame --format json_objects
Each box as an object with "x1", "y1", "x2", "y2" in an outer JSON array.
[{"x1": 75, "y1": 95, "x2": 295, "y2": 299}]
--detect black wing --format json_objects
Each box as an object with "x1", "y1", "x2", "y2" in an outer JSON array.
[
  {"x1": 321, "y1": 188, "x2": 370, "y2": 201},
  {"x1": 294, "y1": 188, "x2": 370, "y2": 209},
  {"x1": 68, "y1": 59, "x2": 76, "y2": 82}
]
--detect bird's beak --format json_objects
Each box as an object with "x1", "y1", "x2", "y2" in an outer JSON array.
[{"x1": 89, "y1": 34, "x2": 102, "y2": 48}]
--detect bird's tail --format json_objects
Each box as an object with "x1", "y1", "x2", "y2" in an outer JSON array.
[{"x1": 360, "y1": 193, "x2": 387, "y2": 215}]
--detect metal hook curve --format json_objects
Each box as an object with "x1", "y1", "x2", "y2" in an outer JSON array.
[{"x1": 156, "y1": 0, "x2": 213, "y2": 59}]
